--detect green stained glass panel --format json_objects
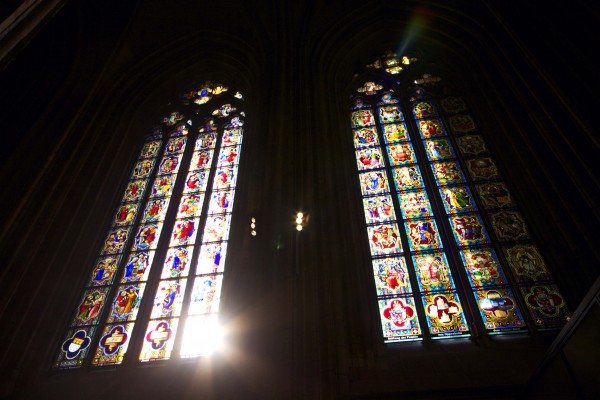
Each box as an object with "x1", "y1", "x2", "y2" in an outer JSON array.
[
  {"x1": 503, "y1": 244, "x2": 552, "y2": 283},
  {"x1": 353, "y1": 127, "x2": 380, "y2": 148},
  {"x1": 351, "y1": 109, "x2": 376, "y2": 128},
  {"x1": 459, "y1": 248, "x2": 507, "y2": 288},
  {"x1": 363, "y1": 195, "x2": 396, "y2": 224},
  {"x1": 71, "y1": 287, "x2": 111, "y2": 326},
  {"x1": 367, "y1": 223, "x2": 403, "y2": 256},
  {"x1": 432, "y1": 161, "x2": 465, "y2": 186},
  {"x1": 359, "y1": 171, "x2": 390, "y2": 196},
  {"x1": 382, "y1": 123, "x2": 409, "y2": 144},
  {"x1": 372, "y1": 257, "x2": 412, "y2": 296},
  {"x1": 424, "y1": 138, "x2": 454, "y2": 161},
  {"x1": 356, "y1": 147, "x2": 385, "y2": 170},
  {"x1": 412, "y1": 252, "x2": 454, "y2": 293},
  {"x1": 440, "y1": 185, "x2": 477, "y2": 214},
  {"x1": 392, "y1": 166, "x2": 424, "y2": 192},
  {"x1": 466, "y1": 158, "x2": 500, "y2": 181},
  {"x1": 476, "y1": 182, "x2": 514, "y2": 209},
  {"x1": 448, "y1": 115, "x2": 477, "y2": 133},
  {"x1": 106, "y1": 283, "x2": 145, "y2": 323},
  {"x1": 456, "y1": 135, "x2": 488, "y2": 156},
  {"x1": 398, "y1": 190, "x2": 433, "y2": 220}
]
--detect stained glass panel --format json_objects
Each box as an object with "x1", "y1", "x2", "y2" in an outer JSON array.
[
  {"x1": 422, "y1": 291, "x2": 469, "y2": 338},
  {"x1": 378, "y1": 297, "x2": 421, "y2": 341}
]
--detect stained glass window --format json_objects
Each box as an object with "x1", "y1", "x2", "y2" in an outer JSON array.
[
  {"x1": 352, "y1": 52, "x2": 570, "y2": 343},
  {"x1": 55, "y1": 82, "x2": 245, "y2": 369}
]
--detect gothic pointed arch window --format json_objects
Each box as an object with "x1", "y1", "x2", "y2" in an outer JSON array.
[
  {"x1": 55, "y1": 82, "x2": 246, "y2": 368},
  {"x1": 351, "y1": 51, "x2": 570, "y2": 342}
]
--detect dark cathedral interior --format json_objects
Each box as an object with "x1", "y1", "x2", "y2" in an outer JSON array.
[{"x1": 0, "y1": 1, "x2": 598, "y2": 399}]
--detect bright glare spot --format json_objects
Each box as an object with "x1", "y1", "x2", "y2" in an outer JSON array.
[
  {"x1": 295, "y1": 217, "x2": 303, "y2": 224},
  {"x1": 251, "y1": 217, "x2": 256, "y2": 223},
  {"x1": 251, "y1": 223, "x2": 256, "y2": 229},
  {"x1": 296, "y1": 225, "x2": 303, "y2": 231},
  {"x1": 180, "y1": 316, "x2": 224, "y2": 358},
  {"x1": 251, "y1": 230, "x2": 257, "y2": 236},
  {"x1": 297, "y1": 212, "x2": 303, "y2": 218}
]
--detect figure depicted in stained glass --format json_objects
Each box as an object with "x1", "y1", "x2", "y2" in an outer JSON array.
[
  {"x1": 204, "y1": 216, "x2": 228, "y2": 242},
  {"x1": 135, "y1": 225, "x2": 158, "y2": 250},
  {"x1": 360, "y1": 171, "x2": 388, "y2": 195},
  {"x1": 219, "y1": 147, "x2": 238, "y2": 165},
  {"x1": 418, "y1": 119, "x2": 444, "y2": 139},
  {"x1": 114, "y1": 203, "x2": 137, "y2": 226},
  {"x1": 209, "y1": 191, "x2": 232, "y2": 215},
  {"x1": 124, "y1": 252, "x2": 150, "y2": 280},
  {"x1": 399, "y1": 191, "x2": 431, "y2": 219},
  {"x1": 152, "y1": 175, "x2": 173, "y2": 197},
  {"x1": 505, "y1": 245, "x2": 548, "y2": 281},
  {"x1": 159, "y1": 156, "x2": 179, "y2": 174},
  {"x1": 461, "y1": 249, "x2": 501, "y2": 286},
  {"x1": 426, "y1": 295, "x2": 460, "y2": 324},
  {"x1": 368, "y1": 224, "x2": 402, "y2": 255},
  {"x1": 132, "y1": 160, "x2": 153, "y2": 179},
  {"x1": 393, "y1": 166, "x2": 422, "y2": 191},
  {"x1": 178, "y1": 195, "x2": 202, "y2": 218},
  {"x1": 166, "y1": 137, "x2": 185, "y2": 154},
  {"x1": 387, "y1": 143, "x2": 414, "y2": 165},
  {"x1": 141, "y1": 141, "x2": 161, "y2": 158},
  {"x1": 451, "y1": 215, "x2": 486, "y2": 244},
  {"x1": 215, "y1": 167, "x2": 235, "y2": 188},
  {"x1": 363, "y1": 196, "x2": 395, "y2": 224},
  {"x1": 112, "y1": 286, "x2": 140, "y2": 320},
  {"x1": 165, "y1": 247, "x2": 189, "y2": 277},
  {"x1": 373, "y1": 258, "x2": 409, "y2": 294},
  {"x1": 357, "y1": 81, "x2": 383, "y2": 95},
  {"x1": 172, "y1": 220, "x2": 195, "y2": 245},
  {"x1": 440, "y1": 97, "x2": 467, "y2": 114},
  {"x1": 356, "y1": 148, "x2": 384, "y2": 170},
  {"x1": 62, "y1": 330, "x2": 92, "y2": 359},
  {"x1": 477, "y1": 182, "x2": 513, "y2": 209},
  {"x1": 191, "y1": 149, "x2": 211, "y2": 170},
  {"x1": 491, "y1": 211, "x2": 529, "y2": 241},
  {"x1": 407, "y1": 220, "x2": 439, "y2": 250},
  {"x1": 91, "y1": 257, "x2": 119, "y2": 285},
  {"x1": 383, "y1": 124, "x2": 408, "y2": 143},
  {"x1": 442, "y1": 186, "x2": 474, "y2": 213},
  {"x1": 124, "y1": 180, "x2": 146, "y2": 202},
  {"x1": 103, "y1": 229, "x2": 128, "y2": 254},
  {"x1": 185, "y1": 172, "x2": 205, "y2": 193},
  {"x1": 76, "y1": 290, "x2": 106, "y2": 325},
  {"x1": 223, "y1": 127, "x2": 243, "y2": 145},
  {"x1": 196, "y1": 243, "x2": 225, "y2": 274},
  {"x1": 144, "y1": 198, "x2": 167, "y2": 221},
  {"x1": 190, "y1": 275, "x2": 220, "y2": 314},
  {"x1": 467, "y1": 158, "x2": 499, "y2": 180},
  {"x1": 457, "y1": 135, "x2": 487, "y2": 156},
  {"x1": 163, "y1": 112, "x2": 183, "y2": 126},
  {"x1": 382, "y1": 299, "x2": 415, "y2": 329},
  {"x1": 413, "y1": 101, "x2": 435, "y2": 119},
  {"x1": 425, "y1": 139, "x2": 453, "y2": 160},
  {"x1": 433, "y1": 162, "x2": 463, "y2": 185},
  {"x1": 351, "y1": 110, "x2": 375, "y2": 128},
  {"x1": 353, "y1": 127, "x2": 378, "y2": 147},
  {"x1": 197, "y1": 132, "x2": 216, "y2": 149},
  {"x1": 379, "y1": 105, "x2": 402, "y2": 123},
  {"x1": 159, "y1": 283, "x2": 181, "y2": 317},
  {"x1": 448, "y1": 115, "x2": 476, "y2": 133},
  {"x1": 524, "y1": 286, "x2": 565, "y2": 318},
  {"x1": 414, "y1": 254, "x2": 449, "y2": 289},
  {"x1": 479, "y1": 290, "x2": 515, "y2": 319}
]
